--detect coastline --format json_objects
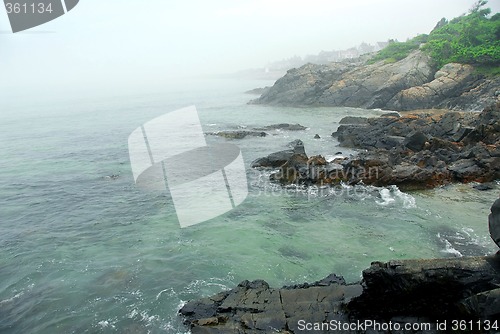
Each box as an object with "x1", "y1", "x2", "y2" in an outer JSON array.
[
  {"x1": 178, "y1": 104, "x2": 500, "y2": 333},
  {"x1": 179, "y1": 253, "x2": 500, "y2": 333}
]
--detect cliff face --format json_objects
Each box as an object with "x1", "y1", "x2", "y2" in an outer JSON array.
[{"x1": 251, "y1": 50, "x2": 500, "y2": 111}]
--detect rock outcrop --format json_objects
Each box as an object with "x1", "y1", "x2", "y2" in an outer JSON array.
[
  {"x1": 206, "y1": 131, "x2": 267, "y2": 139},
  {"x1": 490, "y1": 198, "x2": 500, "y2": 248},
  {"x1": 251, "y1": 140, "x2": 306, "y2": 168},
  {"x1": 385, "y1": 63, "x2": 494, "y2": 111},
  {"x1": 245, "y1": 86, "x2": 271, "y2": 95},
  {"x1": 250, "y1": 51, "x2": 499, "y2": 111},
  {"x1": 180, "y1": 254, "x2": 500, "y2": 333},
  {"x1": 332, "y1": 103, "x2": 500, "y2": 188},
  {"x1": 350, "y1": 256, "x2": 500, "y2": 320},
  {"x1": 206, "y1": 124, "x2": 307, "y2": 140},
  {"x1": 180, "y1": 275, "x2": 361, "y2": 334},
  {"x1": 252, "y1": 123, "x2": 308, "y2": 131},
  {"x1": 253, "y1": 103, "x2": 499, "y2": 189}
]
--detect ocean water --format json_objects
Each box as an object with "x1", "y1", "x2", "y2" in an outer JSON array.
[{"x1": 0, "y1": 78, "x2": 498, "y2": 333}]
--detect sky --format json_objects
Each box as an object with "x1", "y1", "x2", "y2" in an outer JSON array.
[{"x1": 1, "y1": 0, "x2": 499, "y2": 96}]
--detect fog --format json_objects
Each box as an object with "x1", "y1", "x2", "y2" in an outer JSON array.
[{"x1": 1, "y1": 0, "x2": 499, "y2": 97}]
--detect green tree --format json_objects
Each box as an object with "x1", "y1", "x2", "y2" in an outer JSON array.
[{"x1": 370, "y1": 1, "x2": 499, "y2": 70}]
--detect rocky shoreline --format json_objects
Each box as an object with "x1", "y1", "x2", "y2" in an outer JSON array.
[
  {"x1": 179, "y1": 200, "x2": 500, "y2": 333},
  {"x1": 252, "y1": 103, "x2": 499, "y2": 190},
  {"x1": 249, "y1": 50, "x2": 499, "y2": 112}
]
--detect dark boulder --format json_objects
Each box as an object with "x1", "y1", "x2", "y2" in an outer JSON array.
[
  {"x1": 404, "y1": 131, "x2": 428, "y2": 151},
  {"x1": 251, "y1": 139, "x2": 307, "y2": 168},
  {"x1": 349, "y1": 254, "x2": 500, "y2": 319},
  {"x1": 489, "y1": 198, "x2": 500, "y2": 248},
  {"x1": 270, "y1": 153, "x2": 309, "y2": 184},
  {"x1": 253, "y1": 123, "x2": 307, "y2": 131},
  {"x1": 251, "y1": 150, "x2": 294, "y2": 168},
  {"x1": 206, "y1": 131, "x2": 267, "y2": 139}
]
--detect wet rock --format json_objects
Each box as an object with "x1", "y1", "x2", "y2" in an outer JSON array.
[
  {"x1": 251, "y1": 150, "x2": 294, "y2": 168},
  {"x1": 271, "y1": 153, "x2": 309, "y2": 184},
  {"x1": 251, "y1": 139, "x2": 306, "y2": 168},
  {"x1": 287, "y1": 139, "x2": 304, "y2": 149},
  {"x1": 449, "y1": 159, "x2": 484, "y2": 182},
  {"x1": 489, "y1": 198, "x2": 500, "y2": 248},
  {"x1": 253, "y1": 123, "x2": 307, "y2": 131},
  {"x1": 256, "y1": 104, "x2": 498, "y2": 189},
  {"x1": 404, "y1": 131, "x2": 428, "y2": 151},
  {"x1": 206, "y1": 131, "x2": 267, "y2": 139},
  {"x1": 349, "y1": 254, "x2": 500, "y2": 319},
  {"x1": 330, "y1": 105, "x2": 499, "y2": 189},
  {"x1": 181, "y1": 253, "x2": 500, "y2": 332},
  {"x1": 180, "y1": 275, "x2": 362, "y2": 333},
  {"x1": 314, "y1": 134, "x2": 321, "y2": 139}
]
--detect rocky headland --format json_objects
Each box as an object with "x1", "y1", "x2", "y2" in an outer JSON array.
[{"x1": 249, "y1": 50, "x2": 499, "y2": 112}]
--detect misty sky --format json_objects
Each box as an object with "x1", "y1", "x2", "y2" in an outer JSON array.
[{"x1": 1, "y1": 0, "x2": 499, "y2": 95}]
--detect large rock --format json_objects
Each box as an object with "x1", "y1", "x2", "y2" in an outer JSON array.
[
  {"x1": 180, "y1": 254, "x2": 500, "y2": 333},
  {"x1": 386, "y1": 63, "x2": 484, "y2": 111},
  {"x1": 251, "y1": 139, "x2": 306, "y2": 168},
  {"x1": 349, "y1": 255, "x2": 500, "y2": 320},
  {"x1": 489, "y1": 198, "x2": 500, "y2": 248},
  {"x1": 252, "y1": 50, "x2": 433, "y2": 110},
  {"x1": 179, "y1": 276, "x2": 362, "y2": 334},
  {"x1": 206, "y1": 130, "x2": 267, "y2": 139},
  {"x1": 253, "y1": 123, "x2": 308, "y2": 131},
  {"x1": 329, "y1": 106, "x2": 500, "y2": 189},
  {"x1": 404, "y1": 131, "x2": 428, "y2": 151}
]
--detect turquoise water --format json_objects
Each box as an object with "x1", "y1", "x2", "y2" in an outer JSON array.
[{"x1": 0, "y1": 79, "x2": 498, "y2": 333}]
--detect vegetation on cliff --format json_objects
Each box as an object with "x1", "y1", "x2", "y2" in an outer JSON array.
[{"x1": 370, "y1": 1, "x2": 500, "y2": 72}]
